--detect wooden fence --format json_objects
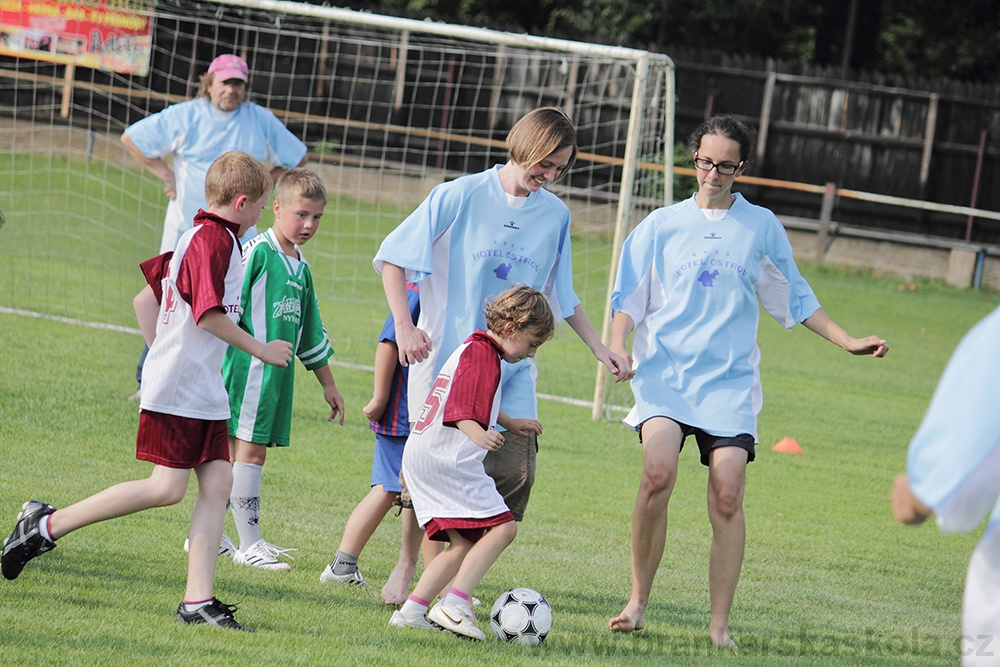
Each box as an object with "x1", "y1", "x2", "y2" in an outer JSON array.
[
  {"x1": 668, "y1": 47, "x2": 1000, "y2": 245},
  {"x1": 3, "y1": 7, "x2": 1000, "y2": 247}
]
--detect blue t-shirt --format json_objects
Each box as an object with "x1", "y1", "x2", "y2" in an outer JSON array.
[
  {"x1": 373, "y1": 165, "x2": 581, "y2": 421},
  {"x1": 612, "y1": 193, "x2": 821, "y2": 439},
  {"x1": 908, "y1": 305, "x2": 1000, "y2": 533},
  {"x1": 125, "y1": 97, "x2": 307, "y2": 253},
  {"x1": 372, "y1": 281, "x2": 420, "y2": 437}
]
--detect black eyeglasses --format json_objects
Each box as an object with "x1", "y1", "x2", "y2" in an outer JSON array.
[{"x1": 693, "y1": 156, "x2": 744, "y2": 176}]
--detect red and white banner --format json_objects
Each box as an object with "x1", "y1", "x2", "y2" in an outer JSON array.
[{"x1": 0, "y1": 0, "x2": 153, "y2": 75}]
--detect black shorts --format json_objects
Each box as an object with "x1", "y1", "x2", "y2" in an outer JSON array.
[{"x1": 639, "y1": 418, "x2": 756, "y2": 467}]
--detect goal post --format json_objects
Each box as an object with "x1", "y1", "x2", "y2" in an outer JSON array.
[{"x1": 0, "y1": 0, "x2": 674, "y2": 419}]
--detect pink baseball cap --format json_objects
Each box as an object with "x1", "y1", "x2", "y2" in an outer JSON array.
[{"x1": 207, "y1": 54, "x2": 249, "y2": 82}]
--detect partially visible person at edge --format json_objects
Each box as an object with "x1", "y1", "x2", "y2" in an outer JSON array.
[
  {"x1": 608, "y1": 115, "x2": 888, "y2": 647},
  {"x1": 370, "y1": 106, "x2": 633, "y2": 602},
  {"x1": 893, "y1": 305, "x2": 1000, "y2": 667},
  {"x1": 122, "y1": 53, "x2": 307, "y2": 399}
]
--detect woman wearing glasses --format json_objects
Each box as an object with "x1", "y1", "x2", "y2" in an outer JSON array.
[{"x1": 607, "y1": 115, "x2": 888, "y2": 646}]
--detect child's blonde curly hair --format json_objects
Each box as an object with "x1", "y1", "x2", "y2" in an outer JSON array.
[{"x1": 484, "y1": 284, "x2": 555, "y2": 341}]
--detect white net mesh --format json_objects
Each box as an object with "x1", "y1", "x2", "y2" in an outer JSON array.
[{"x1": 0, "y1": 0, "x2": 673, "y2": 415}]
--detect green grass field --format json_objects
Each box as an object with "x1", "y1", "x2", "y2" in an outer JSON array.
[
  {"x1": 1, "y1": 263, "x2": 998, "y2": 666},
  {"x1": 3, "y1": 151, "x2": 999, "y2": 664}
]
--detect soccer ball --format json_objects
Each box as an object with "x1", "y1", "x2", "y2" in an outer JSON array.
[{"x1": 489, "y1": 587, "x2": 552, "y2": 645}]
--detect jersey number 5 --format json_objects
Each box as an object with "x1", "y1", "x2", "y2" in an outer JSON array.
[{"x1": 412, "y1": 374, "x2": 451, "y2": 435}]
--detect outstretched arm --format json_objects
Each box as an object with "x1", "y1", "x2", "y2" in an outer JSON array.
[
  {"x1": 198, "y1": 308, "x2": 292, "y2": 367},
  {"x1": 892, "y1": 474, "x2": 932, "y2": 525},
  {"x1": 802, "y1": 308, "x2": 888, "y2": 357},
  {"x1": 609, "y1": 311, "x2": 636, "y2": 371},
  {"x1": 121, "y1": 134, "x2": 176, "y2": 200},
  {"x1": 382, "y1": 263, "x2": 431, "y2": 366},
  {"x1": 313, "y1": 363, "x2": 345, "y2": 425},
  {"x1": 565, "y1": 304, "x2": 634, "y2": 383}
]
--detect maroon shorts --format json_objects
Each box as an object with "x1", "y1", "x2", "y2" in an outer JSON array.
[
  {"x1": 425, "y1": 512, "x2": 515, "y2": 543},
  {"x1": 136, "y1": 410, "x2": 230, "y2": 469}
]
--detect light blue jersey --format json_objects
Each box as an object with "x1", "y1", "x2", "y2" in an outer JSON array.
[
  {"x1": 374, "y1": 165, "x2": 580, "y2": 421},
  {"x1": 907, "y1": 305, "x2": 1000, "y2": 532},
  {"x1": 905, "y1": 306, "x2": 1000, "y2": 662},
  {"x1": 125, "y1": 98, "x2": 307, "y2": 253},
  {"x1": 612, "y1": 193, "x2": 821, "y2": 439}
]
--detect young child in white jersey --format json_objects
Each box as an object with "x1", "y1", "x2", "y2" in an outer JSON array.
[
  {"x1": 222, "y1": 168, "x2": 344, "y2": 571},
  {"x1": 390, "y1": 285, "x2": 554, "y2": 640},
  {"x1": 1, "y1": 152, "x2": 292, "y2": 631}
]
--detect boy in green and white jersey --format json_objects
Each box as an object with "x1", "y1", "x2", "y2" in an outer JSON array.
[{"x1": 223, "y1": 168, "x2": 345, "y2": 571}]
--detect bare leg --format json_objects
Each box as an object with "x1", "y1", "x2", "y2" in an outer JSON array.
[
  {"x1": 382, "y1": 507, "x2": 423, "y2": 604},
  {"x1": 706, "y1": 446, "x2": 748, "y2": 648},
  {"x1": 185, "y1": 459, "x2": 233, "y2": 602},
  {"x1": 339, "y1": 485, "x2": 398, "y2": 556},
  {"x1": 450, "y1": 522, "x2": 517, "y2": 596},
  {"x1": 47, "y1": 465, "x2": 191, "y2": 540},
  {"x1": 410, "y1": 535, "x2": 471, "y2": 604},
  {"x1": 418, "y1": 532, "x2": 447, "y2": 599},
  {"x1": 610, "y1": 418, "x2": 682, "y2": 633}
]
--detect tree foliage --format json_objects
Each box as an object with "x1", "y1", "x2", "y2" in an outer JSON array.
[
  {"x1": 335, "y1": 0, "x2": 1000, "y2": 83},
  {"x1": 874, "y1": 0, "x2": 1000, "y2": 81}
]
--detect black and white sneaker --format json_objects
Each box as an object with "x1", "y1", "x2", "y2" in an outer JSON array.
[
  {"x1": 176, "y1": 598, "x2": 254, "y2": 632},
  {"x1": 2, "y1": 500, "x2": 57, "y2": 581}
]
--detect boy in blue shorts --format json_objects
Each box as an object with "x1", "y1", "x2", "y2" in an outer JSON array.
[
  {"x1": 223, "y1": 168, "x2": 344, "y2": 572},
  {"x1": 321, "y1": 282, "x2": 422, "y2": 593},
  {"x1": 2, "y1": 152, "x2": 292, "y2": 630}
]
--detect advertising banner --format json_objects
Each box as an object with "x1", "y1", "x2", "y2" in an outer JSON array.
[{"x1": 0, "y1": 0, "x2": 153, "y2": 76}]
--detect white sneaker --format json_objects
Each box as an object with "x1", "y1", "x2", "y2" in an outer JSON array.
[
  {"x1": 427, "y1": 602, "x2": 485, "y2": 641},
  {"x1": 319, "y1": 563, "x2": 371, "y2": 587},
  {"x1": 219, "y1": 534, "x2": 237, "y2": 557},
  {"x1": 183, "y1": 534, "x2": 238, "y2": 558},
  {"x1": 389, "y1": 610, "x2": 440, "y2": 630},
  {"x1": 438, "y1": 594, "x2": 482, "y2": 608},
  {"x1": 233, "y1": 539, "x2": 295, "y2": 572}
]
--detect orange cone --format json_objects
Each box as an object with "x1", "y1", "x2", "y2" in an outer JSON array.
[{"x1": 771, "y1": 437, "x2": 803, "y2": 454}]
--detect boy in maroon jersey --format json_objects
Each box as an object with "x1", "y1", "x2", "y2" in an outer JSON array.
[{"x1": 2, "y1": 152, "x2": 292, "y2": 631}]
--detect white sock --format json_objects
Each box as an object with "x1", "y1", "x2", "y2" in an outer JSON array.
[
  {"x1": 442, "y1": 589, "x2": 469, "y2": 609},
  {"x1": 182, "y1": 599, "x2": 212, "y2": 612},
  {"x1": 230, "y1": 462, "x2": 263, "y2": 550},
  {"x1": 38, "y1": 514, "x2": 54, "y2": 542},
  {"x1": 400, "y1": 597, "x2": 429, "y2": 620}
]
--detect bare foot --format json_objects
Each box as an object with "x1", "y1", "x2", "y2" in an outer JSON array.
[
  {"x1": 709, "y1": 627, "x2": 737, "y2": 648},
  {"x1": 609, "y1": 606, "x2": 646, "y2": 633},
  {"x1": 381, "y1": 561, "x2": 415, "y2": 605}
]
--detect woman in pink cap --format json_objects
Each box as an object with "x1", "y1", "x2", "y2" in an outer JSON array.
[
  {"x1": 121, "y1": 54, "x2": 308, "y2": 400},
  {"x1": 122, "y1": 53, "x2": 307, "y2": 254}
]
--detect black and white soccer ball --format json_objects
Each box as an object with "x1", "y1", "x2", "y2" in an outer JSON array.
[{"x1": 489, "y1": 587, "x2": 552, "y2": 645}]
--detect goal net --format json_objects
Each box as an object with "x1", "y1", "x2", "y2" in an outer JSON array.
[{"x1": 0, "y1": 0, "x2": 673, "y2": 418}]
